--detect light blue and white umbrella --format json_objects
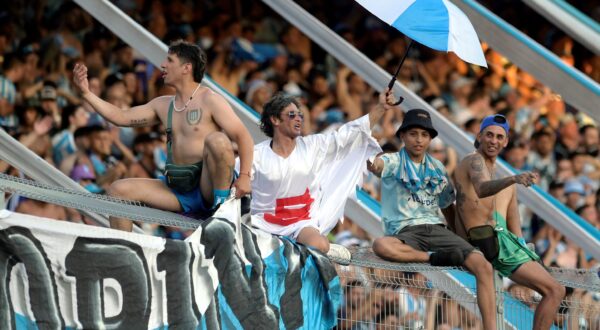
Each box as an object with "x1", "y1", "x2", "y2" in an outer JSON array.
[
  {"x1": 355, "y1": 0, "x2": 487, "y2": 67},
  {"x1": 355, "y1": 0, "x2": 487, "y2": 103}
]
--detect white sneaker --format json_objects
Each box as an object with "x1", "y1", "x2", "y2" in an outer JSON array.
[{"x1": 327, "y1": 244, "x2": 352, "y2": 265}]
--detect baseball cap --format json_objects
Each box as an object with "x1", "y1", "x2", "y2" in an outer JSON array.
[
  {"x1": 40, "y1": 85, "x2": 57, "y2": 101},
  {"x1": 70, "y1": 164, "x2": 96, "y2": 181},
  {"x1": 474, "y1": 114, "x2": 510, "y2": 148},
  {"x1": 564, "y1": 180, "x2": 585, "y2": 195}
]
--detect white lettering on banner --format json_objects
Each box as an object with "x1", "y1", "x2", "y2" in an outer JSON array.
[{"x1": 0, "y1": 208, "x2": 340, "y2": 329}]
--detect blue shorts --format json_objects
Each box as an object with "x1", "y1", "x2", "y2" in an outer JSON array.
[{"x1": 159, "y1": 175, "x2": 212, "y2": 217}]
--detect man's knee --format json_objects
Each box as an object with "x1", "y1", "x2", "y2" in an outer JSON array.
[
  {"x1": 543, "y1": 280, "x2": 565, "y2": 301},
  {"x1": 467, "y1": 251, "x2": 494, "y2": 277},
  {"x1": 373, "y1": 237, "x2": 393, "y2": 258},
  {"x1": 205, "y1": 132, "x2": 233, "y2": 156},
  {"x1": 312, "y1": 237, "x2": 330, "y2": 253},
  {"x1": 107, "y1": 179, "x2": 134, "y2": 199}
]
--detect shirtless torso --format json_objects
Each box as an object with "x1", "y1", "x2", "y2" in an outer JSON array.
[
  {"x1": 151, "y1": 89, "x2": 224, "y2": 165},
  {"x1": 454, "y1": 152, "x2": 517, "y2": 237}
]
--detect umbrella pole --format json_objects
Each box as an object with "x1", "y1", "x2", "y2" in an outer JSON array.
[{"x1": 386, "y1": 39, "x2": 414, "y2": 105}]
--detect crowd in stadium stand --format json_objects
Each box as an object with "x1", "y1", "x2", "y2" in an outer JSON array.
[{"x1": 0, "y1": 1, "x2": 598, "y2": 328}]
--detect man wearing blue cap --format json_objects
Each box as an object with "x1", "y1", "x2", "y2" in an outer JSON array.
[
  {"x1": 455, "y1": 114, "x2": 565, "y2": 329},
  {"x1": 368, "y1": 105, "x2": 497, "y2": 330}
]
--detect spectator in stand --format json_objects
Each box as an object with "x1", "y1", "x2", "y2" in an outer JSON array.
[
  {"x1": 70, "y1": 164, "x2": 104, "y2": 194},
  {"x1": 39, "y1": 82, "x2": 63, "y2": 128},
  {"x1": 555, "y1": 115, "x2": 580, "y2": 161},
  {"x1": 0, "y1": 54, "x2": 24, "y2": 134},
  {"x1": 245, "y1": 79, "x2": 272, "y2": 114},
  {"x1": 336, "y1": 66, "x2": 371, "y2": 121},
  {"x1": 52, "y1": 105, "x2": 90, "y2": 167},
  {"x1": 579, "y1": 125, "x2": 599, "y2": 157},
  {"x1": 74, "y1": 125, "x2": 128, "y2": 190},
  {"x1": 526, "y1": 128, "x2": 557, "y2": 190},
  {"x1": 129, "y1": 132, "x2": 163, "y2": 179}
]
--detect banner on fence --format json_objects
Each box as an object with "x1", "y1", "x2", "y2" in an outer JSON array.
[{"x1": 0, "y1": 199, "x2": 341, "y2": 329}]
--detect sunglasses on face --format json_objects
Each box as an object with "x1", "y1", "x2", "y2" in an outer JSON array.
[{"x1": 285, "y1": 110, "x2": 304, "y2": 120}]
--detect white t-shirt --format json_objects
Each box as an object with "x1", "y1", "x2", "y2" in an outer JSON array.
[{"x1": 249, "y1": 115, "x2": 381, "y2": 238}]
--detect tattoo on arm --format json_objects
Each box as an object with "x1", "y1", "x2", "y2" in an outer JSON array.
[
  {"x1": 130, "y1": 118, "x2": 148, "y2": 127},
  {"x1": 468, "y1": 155, "x2": 514, "y2": 198}
]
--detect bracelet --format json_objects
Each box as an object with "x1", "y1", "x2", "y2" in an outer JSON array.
[{"x1": 239, "y1": 171, "x2": 251, "y2": 178}]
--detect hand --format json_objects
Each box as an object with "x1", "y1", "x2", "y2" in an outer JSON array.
[
  {"x1": 232, "y1": 174, "x2": 251, "y2": 198},
  {"x1": 379, "y1": 88, "x2": 399, "y2": 110},
  {"x1": 72, "y1": 63, "x2": 90, "y2": 94},
  {"x1": 33, "y1": 116, "x2": 53, "y2": 136},
  {"x1": 513, "y1": 171, "x2": 538, "y2": 187}
]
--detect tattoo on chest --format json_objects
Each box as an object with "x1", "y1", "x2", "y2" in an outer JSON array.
[
  {"x1": 186, "y1": 108, "x2": 202, "y2": 125},
  {"x1": 131, "y1": 118, "x2": 148, "y2": 127}
]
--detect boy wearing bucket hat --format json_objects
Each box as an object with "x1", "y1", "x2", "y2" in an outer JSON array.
[
  {"x1": 454, "y1": 114, "x2": 565, "y2": 329},
  {"x1": 368, "y1": 106, "x2": 497, "y2": 330}
]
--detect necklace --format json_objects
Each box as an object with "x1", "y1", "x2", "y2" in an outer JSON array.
[{"x1": 173, "y1": 83, "x2": 201, "y2": 112}]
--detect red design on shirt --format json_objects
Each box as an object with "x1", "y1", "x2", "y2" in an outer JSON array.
[{"x1": 263, "y1": 188, "x2": 314, "y2": 226}]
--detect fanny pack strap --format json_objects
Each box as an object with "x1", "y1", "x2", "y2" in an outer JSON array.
[{"x1": 166, "y1": 100, "x2": 174, "y2": 164}]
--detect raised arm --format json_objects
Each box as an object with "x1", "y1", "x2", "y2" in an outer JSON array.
[
  {"x1": 73, "y1": 63, "x2": 159, "y2": 127},
  {"x1": 368, "y1": 88, "x2": 397, "y2": 129},
  {"x1": 206, "y1": 92, "x2": 254, "y2": 198},
  {"x1": 467, "y1": 153, "x2": 538, "y2": 198}
]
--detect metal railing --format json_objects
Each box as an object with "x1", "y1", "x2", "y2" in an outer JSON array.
[
  {"x1": 336, "y1": 248, "x2": 600, "y2": 330},
  {"x1": 1, "y1": 175, "x2": 599, "y2": 329}
]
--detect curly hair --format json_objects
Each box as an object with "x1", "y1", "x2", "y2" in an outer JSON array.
[{"x1": 260, "y1": 92, "x2": 300, "y2": 138}]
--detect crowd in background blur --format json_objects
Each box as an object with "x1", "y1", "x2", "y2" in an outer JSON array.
[{"x1": 0, "y1": 1, "x2": 598, "y2": 328}]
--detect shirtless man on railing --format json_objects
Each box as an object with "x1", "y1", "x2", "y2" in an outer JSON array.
[
  {"x1": 73, "y1": 40, "x2": 253, "y2": 231},
  {"x1": 454, "y1": 114, "x2": 565, "y2": 330}
]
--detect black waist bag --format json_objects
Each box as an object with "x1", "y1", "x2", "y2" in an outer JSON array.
[
  {"x1": 164, "y1": 162, "x2": 202, "y2": 193},
  {"x1": 468, "y1": 225, "x2": 499, "y2": 262}
]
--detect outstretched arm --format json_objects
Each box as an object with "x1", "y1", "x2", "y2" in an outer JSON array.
[
  {"x1": 73, "y1": 63, "x2": 159, "y2": 127},
  {"x1": 366, "y1": 155, "x2": 384, "y2": 178},
  {"x1": 467, "y1": 153, "x2": 538, "y2": 198}
]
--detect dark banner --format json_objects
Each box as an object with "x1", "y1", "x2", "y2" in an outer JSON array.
[{"x1": 0, "y1": 200, "x2": 341, "y2": 329}]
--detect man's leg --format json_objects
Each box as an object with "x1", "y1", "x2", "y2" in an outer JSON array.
[
  {"x1": 509, "y1": 261, "x2": 565, "y2": 330},
  {"x1": 107, "y1": 178, "x2": 183, "y2": 231},
  {"x1": 372, "y1": 237, "x2": 429, "y2": 263},
  {"x1": 296, "y1": 227, "x2": 330, "y2": 253},
  {"x1": 200, "y1": 132, "x2": 235, "y2": 206},
  {"x1": 462, "y1": 252, "x2": 496, "y2": 330}
]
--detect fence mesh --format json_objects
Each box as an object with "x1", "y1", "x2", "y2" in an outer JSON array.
[{"x1": 335, "y1": 249, "x2": 600, "y2": 330}]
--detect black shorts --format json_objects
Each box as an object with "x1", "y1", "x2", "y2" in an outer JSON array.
[{"x1": 393, "y1": 224, "x2": 475, "y2": 260}]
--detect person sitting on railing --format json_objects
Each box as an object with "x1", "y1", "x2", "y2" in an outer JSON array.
[
  {"x1": 367, "y1": 103, "x2": 497, "y2": 330},
  {"x1": 454, "y1": 114, "x2": 565, "y2": 329},
  {"x1": 245, "y1": 89, "x2": 394, "y2": 262},
  {"x1": 72, "y1": 40, "x2": 254, "y2": 231}
]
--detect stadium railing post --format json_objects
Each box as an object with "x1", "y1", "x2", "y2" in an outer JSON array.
[{"x1": 494, "y1": 270, "x2": 505, "y2": 330}]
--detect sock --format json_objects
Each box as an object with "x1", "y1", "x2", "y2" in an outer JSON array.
[
  {"x1": 212, "y1": 189, "x2": 229, "y2": 207},
  {"x1": 430, "y1": 249, "x2": 464, "y2": 267}
]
